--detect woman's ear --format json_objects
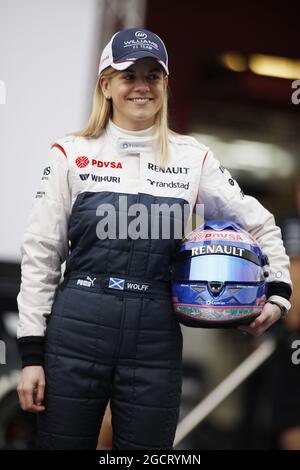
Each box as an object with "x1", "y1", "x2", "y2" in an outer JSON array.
[
  {"x1": 163, "y1": 74, "x2": 169, "y2": 90},
  {"x1": 100, "y1": 76, "x2": 111, "y2": 97}
]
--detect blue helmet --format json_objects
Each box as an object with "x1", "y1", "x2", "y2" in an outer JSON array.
[{"x1": 171, "y1": 220, "x2": 269, "y2": 328}]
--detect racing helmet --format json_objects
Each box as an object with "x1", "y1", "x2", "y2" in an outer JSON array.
[{"x1": 171, "y1": 220, "x2": 269, "y2": 328}]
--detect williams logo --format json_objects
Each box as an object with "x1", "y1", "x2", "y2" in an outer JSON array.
[
  {"x1": 135, "y1": 31, "x2": 147, "y2": 39},
  {"x1": 124, "y1": 39, "x2": 158, "y2": 51},
  {"x1": 80, "y1": 173, "x2": 90, "y2": 181}
]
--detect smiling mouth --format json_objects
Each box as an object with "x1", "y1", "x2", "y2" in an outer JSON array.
[{"x1": 128, "y1": 98, "x2": 153, "y2": 103}]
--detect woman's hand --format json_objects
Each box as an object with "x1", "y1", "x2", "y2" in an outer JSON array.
[
  {"x1": 17, "y1": 366, "x2": 46, "y2": 413},
  {"x1": 97, "y1": 402, "x2": 113, "y2": 450},
  {"x1": 238, "y1": 302, "x2": 281, "y2": 337}
]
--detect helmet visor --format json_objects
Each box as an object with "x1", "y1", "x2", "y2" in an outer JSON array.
[{"x1": 172, "y1": 254, "x2": 264, "y2": 283}]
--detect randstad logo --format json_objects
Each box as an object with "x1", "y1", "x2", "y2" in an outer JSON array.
[{"x1": 135, "y1": 31, "x2": 147, "y2": 39}]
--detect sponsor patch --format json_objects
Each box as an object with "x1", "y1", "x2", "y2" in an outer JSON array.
[
  {"x1": 77, "y1": 276, "x2": 96, "y2": 287},
  {"x1": 148, "y1": 163, "x2": 189, "y2": 174},
  {"x1": 79, "y1": 174, "x2": 121, "y2": 183},
  {"x1": 42, "y1": 166, "x2": 51, "y2": 180},
  {"x1": 108, "y1": 277, "x2": 125, "y2": 290},
  {"x1": 185, "y1": 230, "x2": 257, "y2": 244},
  {"x1": 191, "y1": 244, "x2": 245, "y2": 258},
  {"x1": 92, "y1": 159, "x2": 123, "y2": 169},
  {"x1": 80, "y1": 173, "x2": 90, "y2": 181},
  {"x1": 76, "y1": 156, "x2": 89, "y2": 168},
  {"x1": 147, "y1": 178, "x2": 189, "y2": 190},
  {"x1": 118, "y1": 140, "x2": 151, "y2": 154},
  {"x1": 108, "y1": 277, "x2": 150, "y2": 292}
]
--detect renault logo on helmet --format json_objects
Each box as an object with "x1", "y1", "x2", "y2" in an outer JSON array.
[{"x1": 135, "y1": 31, "x2": 147, "y2": 39}]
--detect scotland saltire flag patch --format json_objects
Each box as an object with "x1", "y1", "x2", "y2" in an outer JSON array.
[{"x1": 108, "y1": 277, "x2": 125, "y2": 290}]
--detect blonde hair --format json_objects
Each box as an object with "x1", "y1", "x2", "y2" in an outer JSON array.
[{"x1": 70, "y1": 66, "x2": 170, "y2": 167}]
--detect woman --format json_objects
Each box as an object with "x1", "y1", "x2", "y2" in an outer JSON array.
[{"x1": 16, "y1": 28, "x2": 292, "y2": 450}]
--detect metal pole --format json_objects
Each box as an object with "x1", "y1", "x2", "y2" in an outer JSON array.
[{"x1": 174, "y1": 338, "x2": 276, "y2": 446}]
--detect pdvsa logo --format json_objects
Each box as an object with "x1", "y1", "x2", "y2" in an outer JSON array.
[
  {"x1": 91, "y1": 159, "x2": 123, "y2": 169},
  {"x1": 76, "y1": 156, "x2": 89, "y2": 168},
  {"x1": 135, "y1": 31, "x2": 147, "y2": 39},
  {"x1": 186, "y1": 231, "x2": 245, "y2": 242}
]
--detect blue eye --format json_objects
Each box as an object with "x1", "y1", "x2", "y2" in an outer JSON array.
[
  {"x1": 123, "y1": 74, "x2": 134, "y2": 80},
  {"x1": 148, "y1": 74, "x2": 159, "y2": 80}
]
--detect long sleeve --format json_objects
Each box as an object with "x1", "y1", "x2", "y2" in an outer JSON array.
[
  {"x1": 196, "y1": 150, "x2": 292, "y2": 303},
  {"x1": 17, "y1": 142, "x2": 71, "y2": 367}
]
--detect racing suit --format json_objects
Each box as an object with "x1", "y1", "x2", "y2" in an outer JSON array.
[{"x1": 17, "y1": 119, "x2": 292, "y2": 449}]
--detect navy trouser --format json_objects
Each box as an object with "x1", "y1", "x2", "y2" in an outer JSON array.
[{"x1": 37, "y1": 272, "x2": 183, "y2": 450}]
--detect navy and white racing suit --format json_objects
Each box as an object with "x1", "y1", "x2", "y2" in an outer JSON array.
[{"x1": 17, "y1": 119, "x2": 292, "y2": 449}]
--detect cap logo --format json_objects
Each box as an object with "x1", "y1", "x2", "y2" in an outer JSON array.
[
  {"x1": 135, "y1": 31, "x2": 147, "y2": 39},
  {"x1": 100, "y1": 54, "x2": 109, "y2": 64}
]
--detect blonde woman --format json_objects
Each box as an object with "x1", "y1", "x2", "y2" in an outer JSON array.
[{"x1": 17, "y1": 28, "x2": 291, "y2": 450}]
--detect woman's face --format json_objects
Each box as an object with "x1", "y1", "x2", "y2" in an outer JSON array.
[{"x1": 101, "y1": 58, "x2": 168, "y2": 130}]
